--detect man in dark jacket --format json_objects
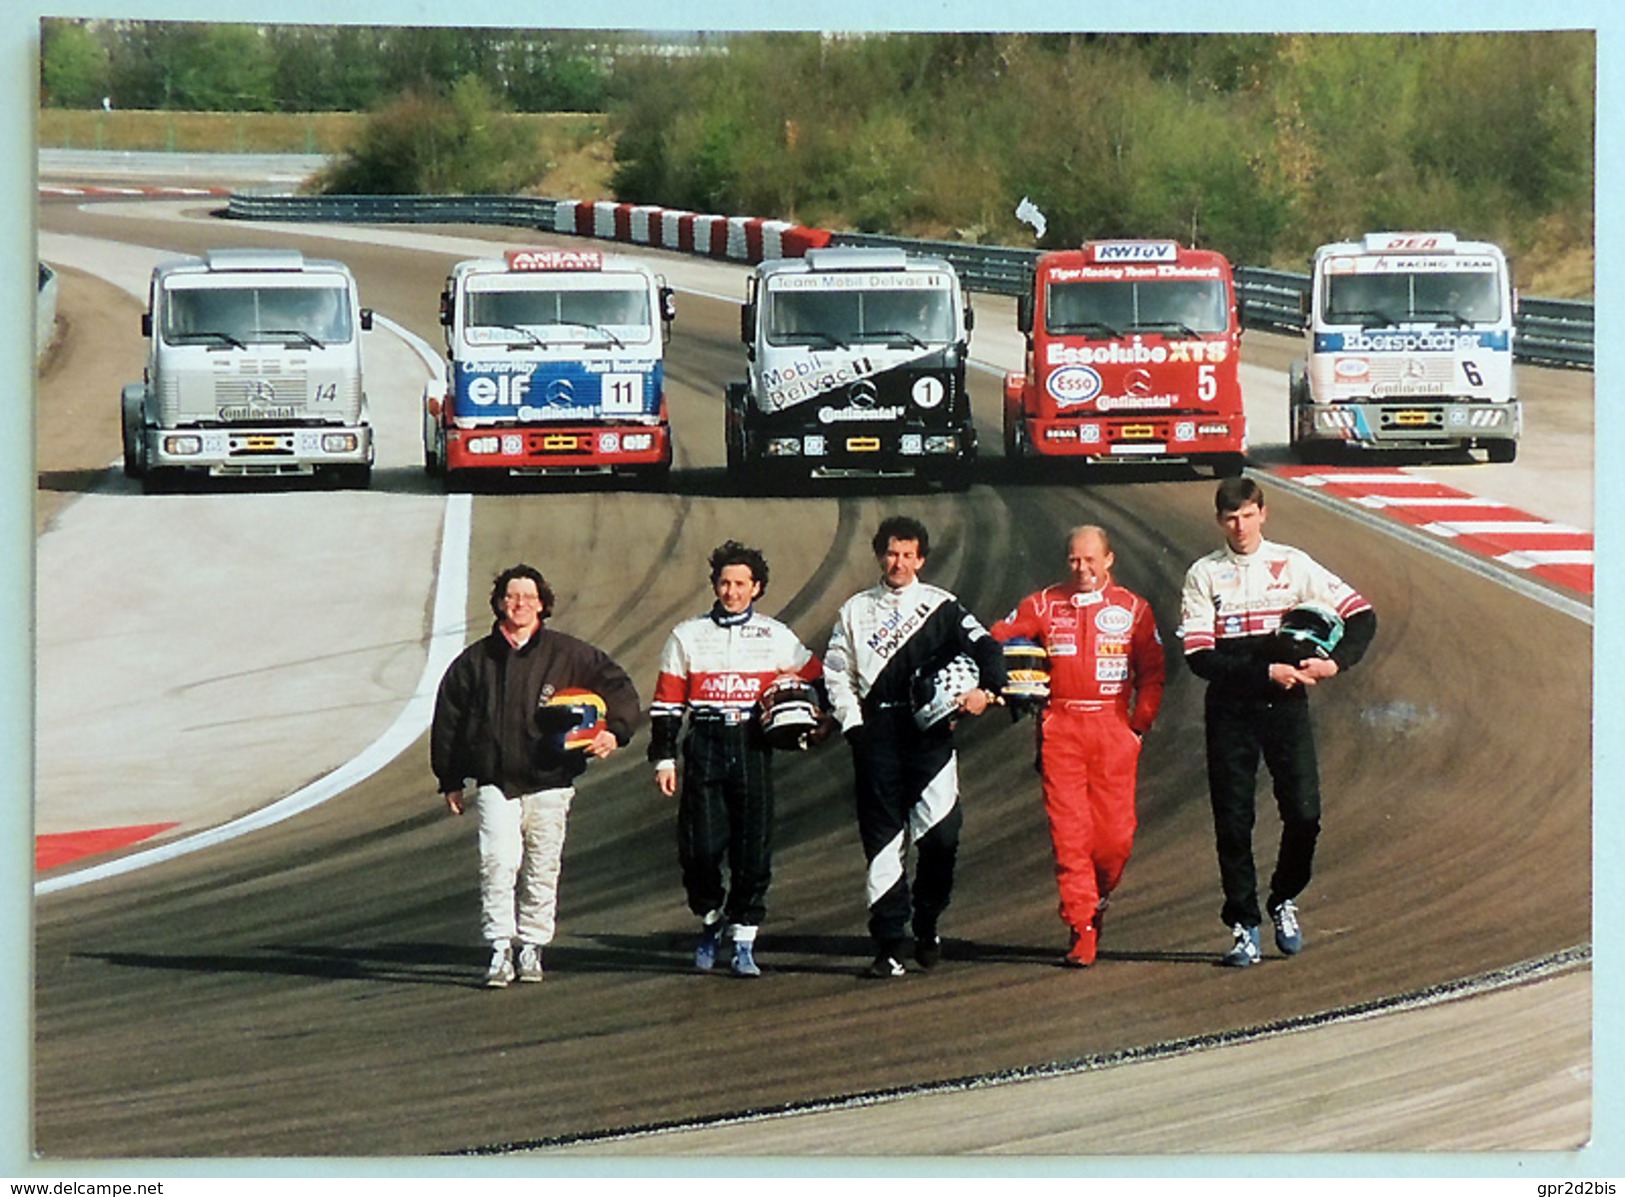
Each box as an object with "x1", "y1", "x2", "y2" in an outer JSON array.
[{"x1": 431, "y1": 563, "x2": 640, "y2": 988}]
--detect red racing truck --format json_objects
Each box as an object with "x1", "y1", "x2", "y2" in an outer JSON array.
[{"x1": 1004, "y1": 240, "x2": 1247, "y2": 476}]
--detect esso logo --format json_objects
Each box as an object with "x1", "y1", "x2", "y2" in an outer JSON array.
[
  {"x1": 1334, "y1": 358, "x2": 1370, "y2": 380},
  {"x1": 1047, "y1": 366, "x2": 1102, "y2": 408},
  {"x1": 912, "y1": 377, "x2": 946, "y2": 409},
  {"x1": 1095, "y1": 606, "x2": 1135, "y2": 636}
]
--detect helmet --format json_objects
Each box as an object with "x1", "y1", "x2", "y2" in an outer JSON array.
[
  {"x1": 758, "y1": 676, "x2": 821, "y2": 750},
  {"x1": 1273, "y1": 602, "x2": 1344, "y2": 661},
  {"x1": 537, "y1": 688, "x2": 609, "y2": 752},
  {"x1": 911, "y1": 654, "x2": 981, "y2": 731},
  {"x1": 1001, "y1": 638, "x2": 1050, "y2": 705}
]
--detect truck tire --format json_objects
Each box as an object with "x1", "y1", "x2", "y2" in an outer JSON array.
[
  {"x1": 1486, "y1": 440, "x2": 1518, "y2": 464},
  {"x1": 121, "y1": 386, "x2": 147, "y2": 479}
]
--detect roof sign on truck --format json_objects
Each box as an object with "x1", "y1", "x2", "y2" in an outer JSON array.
[
  {"x1": 1359, "y1": 232, "x2": 1459, "y2": 254},
  {"x1": 1089, "y1": 242, "x2": 1180, "y2": 263},
  {"x1": 504, "y1": 248, "x2": 604, "y2": 272}
]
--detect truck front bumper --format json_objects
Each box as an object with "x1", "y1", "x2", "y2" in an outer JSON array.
[
  {"x1": 753, "y1": 427, "x2": 974, "y2": 476},
  {"x1": 1296, "y1": 401, "x2": 1521, "y2": 449},
  {"x1": 146, "y1": 425, "x2": 374, "y2": 476},
  {"x1": 1022, "y1": 414, "x2": 1244, "y2": 459},
  {"x1": 445, "y1": 423, "x2": 671, "y2": 474}
]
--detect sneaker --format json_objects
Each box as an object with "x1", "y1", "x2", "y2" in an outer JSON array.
[
  {"x1": 516, "y1": 943, "x2": 544, "y2": 983},
  {"x1": 1093, "y1": 895, "x2": 1111, "y2": 943},
  {"x1": 694, "y1": 921, "x2": 723, "y2": 971},
  {"x1": 1063, "y1": 923, "x2": 1097, "y2": 968},
  {"x1": 1270, "y1": 899, "x2": 1304, "y2": 956},
  {"x1": 483, "y1": 943, "x2": 515, "y2": 988},
  {"x1": 864, "y1": 952, "x2": 907, "y2": 979},
  {"x1": 731, "y1": 939, "x2": 761, "y2": 978},
  {"x1": 1222, "y1": 923, "x2": 1262, "y2": 968}
]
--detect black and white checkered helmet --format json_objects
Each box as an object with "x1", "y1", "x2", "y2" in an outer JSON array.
[{"x1": 911, "y1": 654, "x2": 981, "y2": 731}]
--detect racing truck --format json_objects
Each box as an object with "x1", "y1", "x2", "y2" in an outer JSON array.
[
  {"x1": 1289, "y1": 231, "x2": 1520, "y2": 463},
  {"x1": 424, "y1": 247, "x2": 675, "y2": 486},
  {"x1": 121, "y1": 248, "x2": 375, "y2": 492},
  {"x1": 1003, "y1": 240, "x2": 1247, "y2": 476},
  {"x1": 726, "y1": 246, "x2": 976, "y2": 490}
]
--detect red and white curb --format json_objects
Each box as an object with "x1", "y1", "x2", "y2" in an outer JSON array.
[
  {"x1": 1274, "y1": 466, "x2": 1593, "y2": 596},
  {"x1": 40, "y1": 184, "x2": 231, "y2": 199}
]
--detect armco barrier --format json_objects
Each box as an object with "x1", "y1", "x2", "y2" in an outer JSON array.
[{"x1": 224, "y1": 191, "x2": 1591, "y2": 369}]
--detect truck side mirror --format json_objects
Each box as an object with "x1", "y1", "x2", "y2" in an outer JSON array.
[
  {"x1": 964, "y1": 303, "x2": 975, "y2": 332},
  {"x1": 142, "y1": 312, "x2": 152, "y2": 337},
  {"x1": 740, "y1": 301, "x2": 755, "y2": 345},
  {"x1": 1016, "y1": 293, "x2": 1033, "y2": 335},
  {"x1": 360, "y1": 308, "x2": 374, "y2": 332},
  {"x1": 1298, "y1": 290, "x2": 1310, "y2": 321},
  {"x1": 439, "y1": 291, "x2": 454, "y2": 328},
  {"x1": 661, "y1": 286, "x2": 677, "y2": 324}
]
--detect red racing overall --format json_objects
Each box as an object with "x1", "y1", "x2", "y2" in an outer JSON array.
[{"x1": 992, "y1": 583, "x2": 1164, "y2": 955}]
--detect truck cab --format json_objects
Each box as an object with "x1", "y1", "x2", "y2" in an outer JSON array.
[
  {"x1": 1004, "y1": 240, "x2": 1246, "y2": 476},
  {"x1": 726, "y1": 247, "x2": 976, "y2": 490},
  {"x1": 425, "y1": 247, "x2": 675, "y2": 486},
  {"x1": 1289, "y1": 231, "x2": 1520, "y2": 463},
  {"x1": 122, "y1": 248, "x2": 374, "y2": 491}
]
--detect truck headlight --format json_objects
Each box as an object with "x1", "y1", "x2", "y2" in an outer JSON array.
[
  {"x1": 163, "y1": 435, "x2": 202, "y2": 456},
  {"x1": 322, "y1": 433, "x2": 359, "y2": 453},
  {"x1": 624, "y1": 433, "x2": 654, "y2": 452},
  {"x1": 924, "y1": 435, "x2": 959, "y2": 454},
  {"x1": 766, "y1": 438, "x2": 802, "y2": 457}
]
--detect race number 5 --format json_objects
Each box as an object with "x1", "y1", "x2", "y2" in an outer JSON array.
[{"x1": 1198, "y1": 365, "x2": 1218, "y2": 402}]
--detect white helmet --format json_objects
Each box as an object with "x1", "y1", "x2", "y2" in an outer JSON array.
[
  {"x1": 911, "y1": 654, "x2": 981, "y2": 731},
  {"x1": 759, "y1": 676, "x2": 821, "y2": 750}
]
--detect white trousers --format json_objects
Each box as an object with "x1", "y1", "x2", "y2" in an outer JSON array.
[{"x1": 473, "y1": 784, "x2": 574, "y2": 946}]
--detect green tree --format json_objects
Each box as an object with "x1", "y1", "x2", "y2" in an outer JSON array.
[
  {"x1": 315, "y1": 75, "x2": 543, "y2": 195},
  {"x1": 40, "y1": 18, "x2": 111, "y2": 108}
]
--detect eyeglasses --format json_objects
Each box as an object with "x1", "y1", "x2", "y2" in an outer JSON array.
[{"x1": 503, "y1": 593, "x2": 543, "y2": 606}]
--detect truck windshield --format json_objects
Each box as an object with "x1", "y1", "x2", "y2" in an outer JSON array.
[
  {"x1": 465, "y1": 285, "x2": 652, "y2": 342},
  {"x1": 163, "y1": 284, "x2": 352, "y2": 346},
  {"x1": 1324, "y1": 269, "x2": 1502, "y2": 326},
  {"x1": 766, "y1": 285, "x2": 955, "y2": 347},
  {"x1": 1046, "y1": 279, "x2": 1228, "y2": 337}
]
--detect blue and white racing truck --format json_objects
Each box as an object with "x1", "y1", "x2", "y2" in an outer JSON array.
[
  {"x1": 424, "y1": 248, "x2": 675, "y2": 486},
  {"x1": 1289, "y1": 231, "x2": 1521, "y2": 463}
]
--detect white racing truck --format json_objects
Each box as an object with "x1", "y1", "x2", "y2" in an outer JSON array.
[
  {"x1": 726, "y1": 247, "x2": 976, "y2": 490},
  {"x1": 423, "y1": 247, "x2": 675, "y2": 486},
  {"x1": 1289, "y1": 231, "x2": 1521, "y2": 463},
  {"x1": 122, "y1": 248, "x2": 375, "y2": 492}
]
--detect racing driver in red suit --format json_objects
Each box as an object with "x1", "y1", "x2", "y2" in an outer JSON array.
[{"x1": 991, "y1": 525, "x2": 1165, "y2": 967}]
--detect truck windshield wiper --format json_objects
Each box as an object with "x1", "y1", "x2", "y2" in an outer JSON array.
[
  {"x1": 778, "y1": 330, "x2": 850, "y2": 350},
  {"x1": 1330, "y1": 307, "x2": 1401, "y2": 329},
  {"x1": 1049, "y1": 320, "x2": 1122, "y2": 338},
  {"x1": 1131, "y1": 320, "x2": 1201, "y2": 338},
  {"x1": 175, "y1": 330, "x2": 248, "y2": 350},
  {"x1": 476, "y1": 323, "x2": 542, "y2": 347},
  {"x1": 864, "y1": 328, "x2": 928, "y2": 348},
  {"x1": 554, "y1": 321, "x2": 625, "y2": 349},
  {"x1": 257, "y1": 328, "x2": 326, "y2": 348},
  {"x1": 1408, "y1": 308, "x2": 1469, "y2": 327}
]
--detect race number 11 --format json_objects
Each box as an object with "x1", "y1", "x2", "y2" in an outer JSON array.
[{"x1": 600, "y1": 373, "x2": 644, "y2": 413}]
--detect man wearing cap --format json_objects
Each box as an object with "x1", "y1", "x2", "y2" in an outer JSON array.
[
  {"x1": 1179, "y1": 477, "x2": 1376, "y2": 968},
  {"x1": 991, "y1": 525, "x2": 1165, "y2": 968},
  {"x1": 648, "y1": 541, "x2": 826, "y2": 978},
  {"x1": 823, "y1": 515, "x2": 1006, "y2": 979},
  {"x1": 431, "y1": 564, "x2": 641, "y2": 988}
]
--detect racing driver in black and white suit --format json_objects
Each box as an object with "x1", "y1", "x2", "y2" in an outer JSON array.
[{"x1": 824, "y1": 515, "x2": 1006, "y2": 978}]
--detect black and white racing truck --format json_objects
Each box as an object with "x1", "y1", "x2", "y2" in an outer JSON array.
[
  {"x1": 726, "y1": 247, "x2": 976, "y2": 489},
  {"x1": 122, "y1": 248, "x2": 375, "y2": 491}
]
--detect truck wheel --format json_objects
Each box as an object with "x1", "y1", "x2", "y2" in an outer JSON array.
[
  {"x1": 935, "y1": 461, "x2": 974, "y2": 492},
  {"x1": 1486, "y1": 440, "x2": 1518, "y2": 464},
  {"x1": 121, "y1": 388, "x2": 146, "y2": 479},
  {"x1": 1210, "y1": 453, "x2": 1247, "y2": 479},
  {"x1": 424, "y1": 426, "x2": 445, "y2": 476}
]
